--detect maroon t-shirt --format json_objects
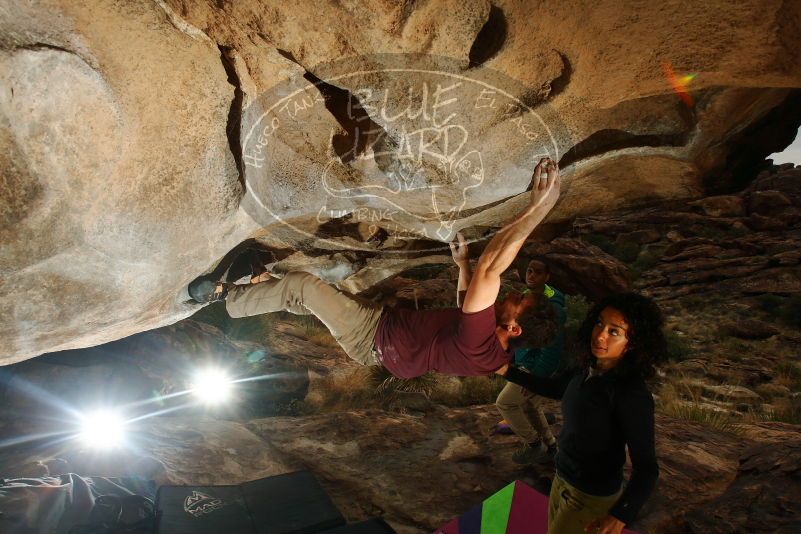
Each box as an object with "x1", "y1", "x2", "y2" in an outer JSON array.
[{"x1": 373, "y1": 304, "x2": 511, "y2": 379}]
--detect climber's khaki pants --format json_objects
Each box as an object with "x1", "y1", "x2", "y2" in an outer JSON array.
[
  {"x1": 226, "y1": 272, "x2": 383, "y2": 365},
  {"x1": 548, "y1": 473, "x2": 623, "y2": 534},
  {"x1": 496, "y1": 381, "x2": 556, "y2": 445}
]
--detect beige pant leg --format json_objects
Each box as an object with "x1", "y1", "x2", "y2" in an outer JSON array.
[
  {"x1": 226, "y1": 272, "x2": 383, "y2": 365},
  {"x1": 548, "y1": 474, "x2": 623, "y2": 534},
  {"x1": 527, "y1": 394, "x2": 556, "y2": 445},
  {"x1": 496, "y1": 381, "x2": 540, "y2": 443}
]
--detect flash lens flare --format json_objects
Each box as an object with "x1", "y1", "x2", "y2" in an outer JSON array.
[
  {"x1": 661, "y1": 61, "x2": 696, "y2": 107},
  {"x1": 191, "y1": 368, "x2": 233, "y2": 405},
  {"x1": 79, "y1": 410, "x2": 126, "y2": 449}
]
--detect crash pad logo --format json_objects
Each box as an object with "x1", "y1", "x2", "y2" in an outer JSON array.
[
  {"x1": 184, "y1": 490, "x2": 226, "y2": 517},
  {"x1": 241, "y1": 54, "x2": 566, "y2": 253}
]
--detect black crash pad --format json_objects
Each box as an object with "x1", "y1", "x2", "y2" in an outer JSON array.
[
  {"x1": 320, "y1": 518, "x2": 396, "y2": 533},
  {"x1": 155, "y1": 470, "x2": 345, "y2": 534}
]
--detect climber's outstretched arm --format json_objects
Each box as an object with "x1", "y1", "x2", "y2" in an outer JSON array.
[{"x1": 461, "y1": 158, "x2": 560, "y2": 314}]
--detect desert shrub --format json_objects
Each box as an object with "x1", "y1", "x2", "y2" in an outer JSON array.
[
  {"x1": 761, "y1": 398, "x2": 801, "y2": 424},
  {"x1": 310, "y1": 367, "x2": 506, "y2": 411},
  {"x1": 781, "y1": 296, "x2": 801, "y2": 328},
  {"x1": 564, "y1": 294, "x2": 592, "y2": 334},
  {"x1": 696, "y1": 224, "x2": 748, "y2": 240},
  {"x1": 584, "y1": 233, "x2": 615, "y2": 254},
  {"x1": 662, "y1": 402, "x2": 742, "y2": 434},
  {"x1": 716, "y1": 336, "x2": 751, "y2": 357},
  {"x1": 637, "y1": 244, "x2": 667, "y2": 269},
  {"x1": 729, "y1": 226, "x2": 749, "y2": 238},
  {"x1": 271, "y1": 398, "x2": 305, "y2": 416},
  {"x1": 775, "y1": 361, "x2": 801, "y2": 392},
  {"x1": 754, "y1": 383, "x2": 787, "y2": 401},
  {"x1": 678, "y1": 294, "x2": 706, "y2": 311},
  {"x1": 664, "y1": 331, "x2": 692, "y2": 361},
  {"x1": 727, "y1": 352, "x2": 745, "y2": 363},
  {"x1": 776, "y1": 361, "x2": 801, "y2": 379},
  {"x1": 309, "y1": 367, "x2": 381, "y2": 412},
  {"x1": 629, "y1": 245, "x2": 667, "y2": 281},
  {"x1": 765, "y1": 243, "x2": 796, "y2": 255},
  {"x1": 583, "y1": 234, "x2": 641, "y2": 264},
  {"x1": 754, "y1": 293, "x2": 801, "y2": 328},
  {"x1": 367, "y1": 366, "x2": 439, "y2": 398},
  {"x1": 431, "y1": 375, "x2": 506, "y2": 406},
  {"x1": 560, "y1": 294, "x2": 593, "y2": 369},
  {"x1": 657, "y1": 381, "x2": 742, "y2": 434},
  {"x1": 615, "y1": 240, "x2": 641, "y2": 264},
  {"x1": 755, "y1": 293, "x2": 784, "y2": 312},
  {"x1": 294, "y1": 314, "x2": 319, "y2": 334},
  {"x1": 291, "y1": 314, "x2": 339, "y2": 347}
]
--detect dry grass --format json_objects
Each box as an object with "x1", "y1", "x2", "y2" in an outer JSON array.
[
  {"x1": 754, "y1": 382, "x2": 790, "y2": 401},
  {"x1": 293, "y1": 315, "x2": 340, "y2": 348},
  {"x1": 306, "y1": 331, "x2": 339, "y2": 348},
  {"x1": 740, "y1": 396, "x2": 801, "y2": 425},
  {"x1": 755, "y1": 398, "x2": 801, "y2": 424},
  {"x1": 430, "y1": 375, "x2": 506, "y2": 407},
  {"x1": 775, "y1": 361, "x2": 801, "y2": 392},
  {"x1": 655, "y1": 295, "x2": 801, "y2": 431},
  {"x1": 305, "y1": 366, "x2": 507, "y2": 412},
  {"x1": 664, "y1": 331, "x2": 692, "y2": 361},
  {"x1": 306, "y1": 367, "x2": 382, "y2": 413},
  {"x1": 657, "y1": 378, "x2": 743, "y2": 435},
  {"x1": 755, "y1": 293, "x2": 801, "y2": 329},
  {"x1": 365, "y1": 367, "x2": 505, "y2": 407},
  {"x1": 367, "y1": 366, "x2": 439, "y2": 398}
]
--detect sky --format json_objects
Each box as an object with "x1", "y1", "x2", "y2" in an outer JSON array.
[{"x1": 769, "y1": 127, "x2": 801, "y2": 165}]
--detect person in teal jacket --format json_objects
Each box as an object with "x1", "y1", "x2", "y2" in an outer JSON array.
[{"x1": 496, "y1": 257, "x2": 567, "y2": 464}]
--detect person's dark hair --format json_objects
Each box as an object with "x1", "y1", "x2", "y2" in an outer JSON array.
[
  {"x1": 577, "y1": 293, "x2": 667, "y2": 380},
  {"x1": 517, "y1": 256, "x2": 550, "y2": 280},
  {"x1": 510, "y1": 295, "x2": 558, "y2": 350},
  {"x1": 527, "y1": 256, "x2": 551, "y2": 274}
]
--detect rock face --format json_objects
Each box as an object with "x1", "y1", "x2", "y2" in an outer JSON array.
[
  {"x1": 3, "y1": 0, "x2": 801, "y2": 363},
  {"x1": 581, "y1": 165, "x2": 801, "y2": 301},
  {"x1": 0, "y1": 0, "x2": 258, "y2": 364},
  {"x1": 675, "y1": 424, "x2": 801, "y2": 534}
]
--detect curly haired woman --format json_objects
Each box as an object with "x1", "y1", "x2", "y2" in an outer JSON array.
[{"x1": 496, "y1": 293, "x2": 667, "y2": 534}]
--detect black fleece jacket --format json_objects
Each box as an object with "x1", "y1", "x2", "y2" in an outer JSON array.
[{"x1": 504, "y1": 364, "x2": 658, "y2": 525}]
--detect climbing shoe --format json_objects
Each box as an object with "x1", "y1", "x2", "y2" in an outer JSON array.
[
  {"x1": 512, "y1": 440, "x2": 557, "y2": 465},
  {"x1": 188, "y1": 278, "x2": 230, "y2": 303},
  {"x1": 512, "y1": 440, "x2": 542, "y2": 465},
  {"x1": 536, "y1": 442, "x2": 558, "y2": 464}
]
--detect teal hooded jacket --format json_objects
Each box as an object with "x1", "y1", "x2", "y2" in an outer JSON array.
[{"x1": 513, "y1": 284, "x2": 566, "y2": 377}]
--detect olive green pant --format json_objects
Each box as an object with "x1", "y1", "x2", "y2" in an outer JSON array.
[
  {"x1": 548, "y1": 473, "x2": 623, "y2": 534},
  {"x1": 226, "y1": 272, "x2": 383, "y2": 365},
  {"x1": 496, "y1": 381, "x2": 555, "y2": 445}
]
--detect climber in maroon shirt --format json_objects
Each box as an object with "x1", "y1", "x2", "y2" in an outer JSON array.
[{"x1": 189, "y1": 158, "x2": 561, "y2": 378}]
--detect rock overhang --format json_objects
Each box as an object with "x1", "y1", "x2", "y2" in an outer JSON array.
[{"x1": 2, "y1": 0, "x2": 801, "y2": 363}]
